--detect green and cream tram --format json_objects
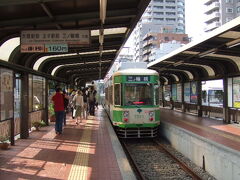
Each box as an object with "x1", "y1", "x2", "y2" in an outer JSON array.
[{"x1": 105, "y1": 64, "x2": 160, "y2": 138}]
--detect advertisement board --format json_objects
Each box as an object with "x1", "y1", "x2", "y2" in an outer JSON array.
[
  {"x1": 184, "y1": 82, "x2": 190, "y2": 102},
  {"x1": 172, "y1": 84, "x2": 177, "y2": 101},
  {"x1": 190, "y1": 81, "x2": 197, "y2": 104},
  {"x1": 233, "y1": 77, "x2": 240, "y2": 108},
  {"x1": 177, "y1": 83, "x2": 182, "y2": 102}
]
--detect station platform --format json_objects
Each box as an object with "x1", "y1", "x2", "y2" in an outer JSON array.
[
  {"x1": 0, "y1": 107, "x2": 136, "y2": 180},
  {"x1": 160, "y1": 108, "x2": 240, "y2": 151},
  {"x1": 159, "y1": 108, "x2": 240, "y2": 179}
]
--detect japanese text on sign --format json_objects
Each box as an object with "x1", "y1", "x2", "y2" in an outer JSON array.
[
  {"x1": 21, "y1": 44, "x2": 45, "y2": 53},
  {"x1": 21, "y1": 30, "x2": 90, "y2": 45},
  {"x1": 127, "y1": 76, "x2": 150, "y2": 82}
]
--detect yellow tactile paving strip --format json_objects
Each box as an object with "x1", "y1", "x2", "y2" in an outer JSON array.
[{"x1": 68, "y1": 120, "x2": 93, "y2": 180}]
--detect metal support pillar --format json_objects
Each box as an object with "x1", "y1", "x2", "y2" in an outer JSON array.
[
  {"x1": 170, "y1": 84, "x2": 174, "y2": 110},
  {"x1": 20, "y1": 72, "x2": 29, "y2": 139},
  {"x1": 197, "y1": 80, "x2": 202, "y2": 117},
  {"x1": 161, "y1": 85, "x2": 165, "y2": 107},
  {"x1": 181, "y1": 82, "x2": 186, "y2": 112},
  {"x1": 44, "y1": 79, "x2": 49, "y2": 126},
  {"x1": 223, "y1": 77, "x2": 229, "y2": 123},
  {"x1": 10, "y1": 117, "x2": 14, "y2": 145}
]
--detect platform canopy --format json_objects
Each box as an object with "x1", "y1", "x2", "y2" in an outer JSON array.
[
  {"x1": 148, "y1": 17, "x2": 240, "y2": 84},
  {"x1": 0, "y1": 0, "x2": 150, "y2": 84}
]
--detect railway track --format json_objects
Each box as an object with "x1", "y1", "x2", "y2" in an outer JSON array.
[{"x1": 121, "y1": 139, "x2": 213, "y2": 180}]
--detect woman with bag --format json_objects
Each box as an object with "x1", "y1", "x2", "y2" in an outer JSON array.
[
  {"x1": 73, "y1": 90, "x2": 84, "y2": 124},
  {"x1": 70, "y1": 90, "x2": 76, "y2": 119}
]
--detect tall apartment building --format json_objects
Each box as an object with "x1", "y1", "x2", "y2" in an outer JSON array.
[
  {"x1": 204, "y1": 0, "x2": 240, "y2": 32},
  {"x1": 133, "y1": 0, "x2": 188, "y2": 62}
]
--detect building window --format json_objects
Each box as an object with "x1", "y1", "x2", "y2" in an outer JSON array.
[
  {"x1": 166, "y1": 12, "x2": 176, "y2": 15},
  {"x1": 164, "y1": 37, "x2": 169, "y2": 41},
  {"x1": 0, "y1": 68, "x2": 13, "y2": 121},
  {"x1": 165, "y1": 6, "x2": 176, "y2": 9},
  {"x1": 183, "y1": 37, "x2": 189, "y2": 41},
  {"x1": 114, "y1": 84, "x2": 121, "y2": 106},
  {"x1": 166, "y1": 18, "x2": 176, "y2": 22},
  {"x1": 153, "y1": 0, "x2": 163, "y2": 2},
  {"x1": 153, "y1": 6, "x2": 163, "y2": 9},
  {"x1": 153, "y1": 18, "x2": 164, "y2": 21},
  {"x1": 226, "y1": 8, "x2": 233, "y2": 13},
  {"x1": 225, "y1": 0, "x2": 232, "y2": 3},
  {"x1": 153, "y1": 12, "x2": 164, "y2": 15},
  {"x1": 32, "y1": 75, "x2": 45, "y2": 111},
  {"x1": 166, "y1": 0, "x2": 175, "y2": 3},
  {"x1": 237, "y1": 6, "x2": 240, "y2": 13},
  {"x1": 226, "y1": 17, "x2": 233, "y2": 22}
]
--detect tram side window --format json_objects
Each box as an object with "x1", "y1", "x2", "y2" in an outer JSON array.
[
  {"x1": 114, "y1": 84, "x2": 121, "y2": 106},
  {"x1": 109, "y1": 85, "x2": 113, "y2": 104},
  {"x1": 105, "y1": 88, "x2": 108, "y2": 101},
  {"x1": 154, "y1": 84, "x2": 160, "y2": 105}
]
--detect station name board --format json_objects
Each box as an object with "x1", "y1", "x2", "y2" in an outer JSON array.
[
  {"x1": 20, "y1": 30, "x2": 90, "y2": 53},
  {"x1": 127, "y1": 75, "x2": 150, "y2": 82}
]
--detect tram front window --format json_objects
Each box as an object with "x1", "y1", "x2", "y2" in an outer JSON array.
[{"x1": 125, "y1": 83, "x2": 153, "y2": 106}]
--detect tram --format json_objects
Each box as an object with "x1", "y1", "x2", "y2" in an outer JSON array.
[{"x1": 104, "y1": 62, "x2": 160, "y2": 138}]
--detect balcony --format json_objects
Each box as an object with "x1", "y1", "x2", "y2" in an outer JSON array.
[
  {"x1": 177, "y1": 19, "x2": 184, "y2": 24},
  {"x1": 204, "y1": 21, "x2": 221, "y2": 32},
  {"x1": 143, "y1": 33, "x2": 154, "y2": 41},
  {"x1": 205, "y1": 2, "x2": 220, "y2": 14},
  {"x1": 143, "y1": 41, "x2": 152, "y2": 48},
  {"x1": 143, "y1": 48, "x2": 151, "y2": 54},
  {"x1": 177, "y1": 13, "x2": 184, "y2": 18},
  {"x1": 205, "y1": 12, "x2": 220, "y2": 23},
  {"x1": 143, "y1": 55, "x2": 150, "y2": 62},
  {"x1": 177, "y1": 2, "x2": 184, "y2": 7},
  {"x1": 203, "y1": 0, "x2": 216, "y2": 5}
]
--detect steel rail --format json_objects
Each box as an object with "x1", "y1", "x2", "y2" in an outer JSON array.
[
  {"x1": 120, "y1": 140, "x2": 146, "y2": 180},
  {"x1": 154, "y1": 139, "x2": 202, "y2": 180}
]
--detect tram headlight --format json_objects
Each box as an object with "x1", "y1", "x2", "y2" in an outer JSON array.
[
  {"x1": 123, "y1": 111, "x2": 129, "y2": 122},
  {"x1": 149, "y1": 111, "x2": 154, "y2": 121}
]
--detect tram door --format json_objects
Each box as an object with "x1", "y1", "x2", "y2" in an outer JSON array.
[{"x1": 14, "y1": 73, "x2": 21, "y2": 136}]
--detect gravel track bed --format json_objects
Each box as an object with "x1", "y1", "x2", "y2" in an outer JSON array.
[
  {"x1": 125, "y1": 139, "x2": 216, "y2": 180},
  {"x1": 158, "y1": 139, "x2": 216, "y2": 180}
]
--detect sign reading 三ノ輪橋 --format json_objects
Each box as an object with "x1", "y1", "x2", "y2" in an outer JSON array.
[
  {"x1": 126, "y1": 76, "x2": 150, "y2": 82},
  {"x1": 20, "y1": 30, "x2": 90, "y2": 53}
]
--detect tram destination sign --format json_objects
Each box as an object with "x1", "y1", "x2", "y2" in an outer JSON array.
[
  {"x1": 127, "y1": 75, "x2": 150, "y2": 82},
  {"x1": 20, "y1": 30, "x2": 90, "y2": 53}
]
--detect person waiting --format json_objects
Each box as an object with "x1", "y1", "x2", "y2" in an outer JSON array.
[
  {"x1": 88, "y1": 86, "x2": 97, "y2": 116},
  {"x1": 52, "y1": 88, "x2": 65, "y2": 134},
  {"x1": 73, "y1": 90, "x2": 84, "y2": 124}
]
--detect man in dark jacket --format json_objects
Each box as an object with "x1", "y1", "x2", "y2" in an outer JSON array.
[
  {"x1": 62, "y1": 90, "x2": 69, "y2": 126},
  {"x1": 52, "y1": 88, "x2": 65, "y2": 134},
  {"x1": 88, "y1": 86, "x2": 97, "y2": 116}
]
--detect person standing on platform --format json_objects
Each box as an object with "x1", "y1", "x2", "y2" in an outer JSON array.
[
  {"x1": 62, "y1": 90, "x2": 69, "y2": 126},
  {"x1": 73, "y1": 90, "x2": 84, "y2": 124},
  {"x1": 70, "y1": 90, "x2": 76, "y2": 119},
  {"x1": 52, "y1": 88, "x2": 65, "y2": 134},
  {"x1": 82, "y1": 88, "x2": 88, "y2": 120},
  {"x1": 88, "y1": 86, "x2": 97, "y2": 116}
]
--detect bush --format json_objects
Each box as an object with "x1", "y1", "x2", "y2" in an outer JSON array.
[
  {"x1": 0, "y1": 135, "x2": 9, "y2": 143},
  {"x1": 32, "y1": 120, "x2": 46, "y2": 130},
  {"x1": 48, "y1": 103, "x2": 55, "y2": 116}
]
